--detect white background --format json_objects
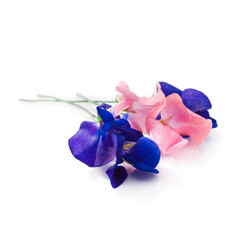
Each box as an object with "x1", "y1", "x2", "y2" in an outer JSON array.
[{"x1": 0, "y1": 1, "x2": 240, "y2": 239}]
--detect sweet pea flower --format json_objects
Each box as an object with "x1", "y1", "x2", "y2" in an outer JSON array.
[
  {"x1": 68, "y1": 105, "x2": 142, "y2": 167},
  {"x1": 69, "y1": 105, "x2": 161, "y2": 188},
  {"x1": 159, "y1": 82, "x2": 217, "y2": 128},
  {"x1": 148, "y1": 93, "x2": 212, "y2": 154},
  {"x1": 106, "y1": 136, "x2": 160, "y2": 188},
  {"x1": 114, "y1": 81, "x2": 166, "y2": 134}
]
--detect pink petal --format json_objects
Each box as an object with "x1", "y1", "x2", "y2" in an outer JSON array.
[
  {"x1": 127, "y1": 112, "x2": 149, "y2": 133},
  {"x1": 113, "y1": 98, "x2": 132, "y2": 117},
  {"x1": 114, "y1": 82, "x2": 166, "y2": 133},
  {"x1": 115, "y1": 81, "x2": 139, "y2": 101},
  {"x1": 138, "y1": 83, "x2": 166, "y2": 120},
  {"x1": 148, "y1": 118, "x2": 189, "y2": 154},
  {"x1": 161, "y1": 93, "x2": 212, "y2": 145}
]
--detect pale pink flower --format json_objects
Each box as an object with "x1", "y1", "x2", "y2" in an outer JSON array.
[
  {"x1": 114, "y1": 81, "x2": 166, "y2": 133},
  {"x1": 148, "y1": 93, "x2": 212, "y2": 154},
  {"x1": 114, "y1": 82, "x2": 212, "y2": 155}
]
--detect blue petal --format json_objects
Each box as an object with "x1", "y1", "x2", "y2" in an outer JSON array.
[
  {"x1": 97, "y1": 107, "x2": 114, "y2": 123},
  {"x1": 121, "y1": 113, "x2": 129, "y2": 120},
  {"x1": 68, "y1": 121, "x2": 116, "y2": 167},
  {"x1": 113, "y1": 133, "x2": 125, "y2": 164},
  {"x1": 123, "y1": 137, "x2": 160, "y2": 173},
  {"x1": 68, "y1": 121, "x2": 100, "y2": 167},
  {"x1": 116, "y1": 128, "x2": 143, "y2": 142},
  {"x1": 182, "y1": 89, "x2": 212, "y2": 112},
  {"x1": 131, "y1": 163, "x2": 159, "y2": 173},
  {"x1": 210, "y1": 117, "x2": 218, "y2": 128},
  {"x1": 98, "y1": 103, "x2": 112, "y2": 110},
  {"x1": 156, "y1": 112, "x2": 161, "y2": 120},
  {"x1": 196, "y1": 110, "x2": 218, "y2": 128},
  {"x1": 159, "y1": 82, "x2": 182, "y2": 97},
  {"x1": 102, "y1": 119, "x2": 130, "y2": 132},
  {"x1": 106, "y1": 166, "x2": 128, "y2": 188},
  {"x1": 94, "y1": 131, "x2": 117, "y2": 167}
]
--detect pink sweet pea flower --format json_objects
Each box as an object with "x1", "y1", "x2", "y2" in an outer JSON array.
[
  {"x1": 114, "y1": 82, "x2": 212, "y2": 155},
  {"x1": 114, "y1": 81, "x2": 166, "y2": 133},
  {"x1": 148, "y1": 93, "x2": 212, "y2": 154}
]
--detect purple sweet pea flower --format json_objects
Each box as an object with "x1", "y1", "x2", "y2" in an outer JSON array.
[
  {"x1": 69, "y1": 105, "x2": 145, "y2": 188},
  {"x1": 106, "y1": 137, "x2": 161, "y2": 188},
  {"x1": 69, "y1": 105, "x2": 142, "y2": 166},
  {"x1": 69, "y1": 105, "x2": 161, "y2": 188}
]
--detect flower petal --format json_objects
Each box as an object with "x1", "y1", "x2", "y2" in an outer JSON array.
[
  {"x1": 148, "y1": 118, "x2": 189, "y2": 154},
  {"x1": 117, "y1": 128, "x2": 143, "y2": 142},
  {"x1": 161, "y1": 94, "x2": 212, "y2": 145},
  {"x1": 112, "y1": 133, "x2": 125, "y2": 164},
  {"x1": 196, "y1": 110, "x2": 218, "y2": 128},
  {"x1": 115, "y1": 81, "x2": 139, "y2": 101},
  {"x1": 102, "y1": 119, "x2": 130, "y2": 132},
  {"x1": 137, "y1": 82, "x2": 166, "y2": 120},
  {"x1": 114, "y1": 82, "x2": 166, "y2": 133},
  {"x1": 123, "y1": 137, "x2": 160, "y2": 173},
  {"x1": 98, "y1": 103, "x2": 112, "y2": 110},
  {"x1": 106, "y1": 166, "x2": 128, "y2": 188},
  {"x1": 68, "y1": 121, "x2": 116, "y2": 167},
  {"x1": 94, "y1": 131, "x2": 117, "y2": 167},
  {"x1": 113, "y1": 97, "x2": 132, "y2": 117},
  {"x1": 159, "y1": 82, "x2": 182, "y2": 97},
  {"x1": 126, "y1": 112, "x2": 149, "y2": 133},
  {"x1": 68, "y1": 121, "x2": 100, "y2": 167},
  {"x1": 182, "y1": 88, "x2": 212, "y2": 112},
  {"x1": 131, "y1": 163, "x2": 159, "y2": 173},
  {"x1": 97, "y1": 106, "x2": 114, "y2": 123},
  {"x1": 209, "y1": 117, "x2": 218, "y2": 128}
]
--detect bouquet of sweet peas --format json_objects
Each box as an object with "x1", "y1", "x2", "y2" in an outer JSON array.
[{"x1": 68, "y1": 82, "x2": 217, "y2": 188}]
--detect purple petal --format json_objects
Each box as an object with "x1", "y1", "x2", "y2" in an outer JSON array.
[
  {"x1": 106, "y1": 166, "x2": 128, "y2": 188},
  {"x1": 123, "y1": 137, "x2": 160, "y2": 173},
  {"x1": 97, "y1": 107, "x2": 114, "y2": 123},
  {"x1": 116, "y1": 128, "x2": 143, "y2": 142},
  {"x1": 98, "y1": 103, "x2": 112, "y2": 110},
  {"x1": 196, "y1": 110, "x2": 218, "y2": 128},
  {"x1": 159, "y1": 82, "x2": 182, "y2": 97},
  {"x1": 68, "y1": 121, "x2": 116, "y2": 167},
  {"x1": 182, "y1": 88, "x2": 212, "y2": 112},
  {"x1": 156, "y1": 112, "x2": 161, "y2": 120},
  {"x1": 94, "y1": 131, "x2": 117, "y2": 167},
  {"x1": 102, "y1": 119, "x2": 130, "y2": 132},
  {"x1": 114, "y1": 133, "x2": 125, "y2": 164},
  {"x1": 68, "y1": 121, "x2": 100, "y2": 167}
]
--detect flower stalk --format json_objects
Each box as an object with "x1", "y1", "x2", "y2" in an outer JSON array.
[{"x1": 19, "y1": 94, "x2": 115, "y2": 121}]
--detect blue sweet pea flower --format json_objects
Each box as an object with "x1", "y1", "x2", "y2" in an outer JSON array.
[
  {"x1": 69, "y1": 105, "x2": 142, "y2": 167},
  {"x1": 69, "y1": 104, "x2": 146, "y2": 188},
  {"x1": 123, "y1": 137, "x2": 160, "y2": 173},
  {"x1": 159, "y1": 82, "x2": 217, "y2": 128},
  {"x1": 106, "y1": 137, "x2": 161, "y2": 188}
]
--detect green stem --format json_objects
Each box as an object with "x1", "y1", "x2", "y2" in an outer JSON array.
[
  {"x1": 76, "y1": 93, "x2": 115, "y2": 105},
  {"x1": 20, "y1": 98, "x2": 96, "y2": 120},
  {"x1": 20, "y1": 94, "x2": 116, "y2": 120}
]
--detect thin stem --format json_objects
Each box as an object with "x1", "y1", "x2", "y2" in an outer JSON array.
[
  {"x1": 20, "y1": 93, "x2": 115, "y2": 121},
  {"x1": 20, "y1": 98, "x2": 96, "y2": 120},
  {"x1": 20, "y1": 99, "x2": 89, "y2": 103},
  {"x1": 37, "y1": 95, "x2": 59, "y2": 100},
  {"x1": 76, "y1": 93, "x2": 99, "y2": 105},
  {"x1": 76, "y1": 93, "x2": 115, "y2": 104}
]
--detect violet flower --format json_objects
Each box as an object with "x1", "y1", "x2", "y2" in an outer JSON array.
[{"x1": 69, "y1": 105, "x2": 161, "y2": 188}]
